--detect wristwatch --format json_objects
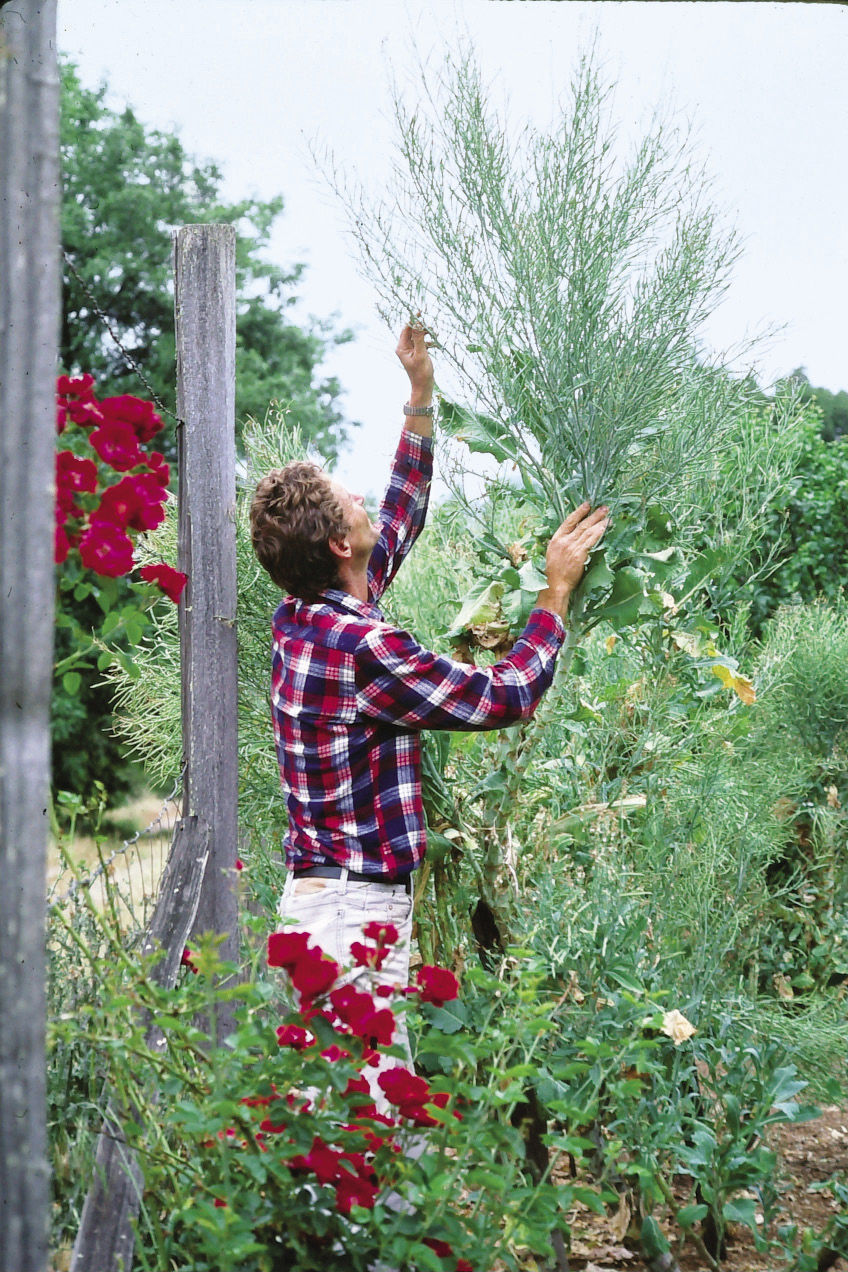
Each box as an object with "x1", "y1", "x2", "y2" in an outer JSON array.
[{"x1": 403, "y1": 402, "x2": 435, "y2": 417}]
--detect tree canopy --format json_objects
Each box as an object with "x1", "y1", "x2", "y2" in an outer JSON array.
[{"x1": 54, "y1": 62, "x2": 358, "y2": 810}]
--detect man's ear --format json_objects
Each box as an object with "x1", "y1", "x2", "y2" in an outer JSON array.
[{"x1": 328, "y1": 535, "x2": 351, "y2": 561}]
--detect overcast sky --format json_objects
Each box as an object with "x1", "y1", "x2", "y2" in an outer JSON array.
[{"x1": 58, "y1": 0, "x2": 848, "y2": 496}]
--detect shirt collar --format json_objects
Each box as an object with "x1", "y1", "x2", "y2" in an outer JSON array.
[{"x1": 315, "y1": 587, "x2": 382, "y2": 620}]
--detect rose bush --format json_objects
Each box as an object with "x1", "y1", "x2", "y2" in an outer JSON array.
[
  {"x1": 52, "y1": 375, "x2": 187, "y2": 812},
  {"x1": 53, "y1": 906, "x2": 585, "y2": 1272}
]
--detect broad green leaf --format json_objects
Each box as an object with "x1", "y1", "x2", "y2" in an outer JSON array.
[
  {"x1": 677, "y1": 1203, "x2": 709, "y2": 1227},
  {"x1": 593, "y1": 566, "x2": 651, "y2": 630},
  {"x1": 425, "y1": 829, "x2": 455, "y2": 864},
  {"x1": 639, "y1": 1216, "x2": 670, "y2": 1259},
  {"x1": 582, "y1": 550, "x2": 615, "y2": 596},
  {"x1": 518, "y1": 559, "x2": 549, "y2": 591},
  {"x1": 62, "y1": 671, "x2": 81, "y2": 695},
  {"x1": 438, "y1": 397, "x2": 518, "y2": 464},
  {"x1": 723, "y1": 1196, "x2": 758, "y2": 1226}
]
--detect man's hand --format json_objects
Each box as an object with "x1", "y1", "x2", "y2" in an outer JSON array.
[
  {"x1": 395, "y1": 323, "x2": 434, "y2": 405},
  {"x1": 535, "y1": 502, "x2": 609, "y2": 619}
]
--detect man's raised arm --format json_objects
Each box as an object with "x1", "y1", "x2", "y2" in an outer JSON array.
[{"x1": 367, "y1": 325, "x2": 436, "y2": 599}]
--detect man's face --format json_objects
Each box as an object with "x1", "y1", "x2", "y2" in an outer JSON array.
[{"x1": 327, "y1": 477, "x2": 381, "y2": 560}]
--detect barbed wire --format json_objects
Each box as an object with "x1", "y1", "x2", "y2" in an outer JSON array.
[
  {"x1": 49, "y1": 769, "x2": 185, "y2": 912},
  {"x1": 62, "y1": 249, "x2": 184, "y2": 430}
]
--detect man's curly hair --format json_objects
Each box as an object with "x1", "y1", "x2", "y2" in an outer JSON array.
[{"x1": 250, "y1": 461, "x2": 349, "y2": 601}]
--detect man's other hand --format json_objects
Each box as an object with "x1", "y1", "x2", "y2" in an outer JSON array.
[{"x1": 535, "y1": 502, "x2": 609, "y2": 619}]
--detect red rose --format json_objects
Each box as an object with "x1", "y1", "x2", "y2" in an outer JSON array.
[
  {"x1": 78, "y1": 522, "x2": 135, "y2": 578},
  {"x1": 424, "y1": 1239, "x2": 453, "y2": 1259},
  {"x1": 139, "y1": 563, "x2": 187, "y2": 604},
  {"x1": 320, "y1": 1044, "x2": 351, "y2": 1062},
  {"x1": 334, "y1": 1171, "x2": 378, "y2": 1214},
  {"x1": 57, "y1": 373, "x2": 95, "y2": 398},
  {"x1": 267, "y1": 931, "x2": 312, "y2": 970},
  {"x1": 377, "y1": 1067, "x2": 431, "y2": 1109},
  {"x1": 93, "y1": 473, "x2": 166, "y2": 533},
  {"x1": 89, "y1": 421, "x2": 143, "y2": 472},
  {"x1": 290, "y1": 953, "x2": 339, "y2": 1004},
  {"x1": 145, "y1": 450, "x2": 170, "y2": 487},
  {"x1": 330, "y1": 983, "x2": 395, "y2": 1046},
  {"x1": 54, "y1": 523, "x2": 71, "y2": 564},
  {"x1": 100, "y1": 394, "x2": 163, "y2": 443},
  {"x1": 304, "y1": 1137, "x2": 342, "y2": 1185},
  {"x1": 416, "y1": 965, "x2": 460, "y2": 1007},
  {"x1": 276, "y1": 1024, "x2": 311, "y2": 1050},
  {"x1": 362, "y1": 920, "x2": 400, "y2": 946},
  {"x1": 350, "y1": 940, "x2": 389, "y2": 971},
  {"x1": 56, "y1": 450, "x2": 98, "y2": 495}
]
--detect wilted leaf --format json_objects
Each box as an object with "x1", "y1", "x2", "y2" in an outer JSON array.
[
  {"x1": 712, "y1": 663, "x2": 756, "y2": 704},
  {"x1": 445, "y1": 579, "x2": 505, "y2": 639},
  {"x1": 605, "y1": 634, "x2": 617, "y2": 654},
  {"x1": 661, "y1": 1008, "x2": 696, "y2": 1045}
]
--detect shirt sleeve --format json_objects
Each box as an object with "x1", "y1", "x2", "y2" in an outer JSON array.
[
  {"x1": 354, "y1": 608, "x2": 566, "y2": 731},
  {"x1": 367, "y1": 430, "x2": 433, "y2": 601}
]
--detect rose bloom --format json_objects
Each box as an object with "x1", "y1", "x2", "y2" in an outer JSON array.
[
  {"x1": 267, "y1": 930, "x2": 312, "y2": 970},
  {"x1": 362, "y1": 920, "x2": 400, "y2": 946},
  {"x1": 78, "y1": 522, "x2": 135, "y2": 578},
  {"x1": 416, "y1": 965, "x2": 460, "y2": 1007},
  {"x1": 93, "y1": 474, "x2": 166, "y2": 533},
  {"x1": 100, "y1": 394, "x2": 163, "y2": 444},
  {"x1": 89, "y1": 421, "x2": 143, "y2": 472},
  {"x1": 144, "y1": 450, "x2": 170, "y2": 487},
  {"x1": 54, "y1": 523, "x2": 71, "y2": 565},
  {"x1": 56, "y1": 450, "x2": 98, "y2": 495},
  {"x1": 139, "y1": 563, "x2": 187, "y2": 604}
]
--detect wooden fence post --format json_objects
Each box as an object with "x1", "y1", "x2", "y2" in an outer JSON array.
[
  {"x1": 174, "y1": 224, "x2": 239, "y2": 1035},
  {"x1": 0, "y1": 4, "x2": 60, "y2": 1271},
  {"x1": 69, "y1": 818, "x2": 210, "y2": 1272}
]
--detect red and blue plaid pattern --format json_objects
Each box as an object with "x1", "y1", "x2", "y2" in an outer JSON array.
[{"x1": 270, "y1": 430, "x2": 565, "y2": 880}]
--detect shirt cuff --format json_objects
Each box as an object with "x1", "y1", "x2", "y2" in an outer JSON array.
[
  {"x1": 399, "y1": 428, "x2": 434, "y2": 457},
  {"x1": 526, "y1": 607, "x2": 567, "y2": 649}
]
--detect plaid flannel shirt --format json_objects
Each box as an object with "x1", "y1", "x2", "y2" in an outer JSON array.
[{"x1": 270, "y1": 429, "x2": 566, "y2": 880}]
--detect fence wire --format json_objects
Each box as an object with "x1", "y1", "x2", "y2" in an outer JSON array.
[{"x1": 48, "y1": 774, "x2": 184, "y2": 941}]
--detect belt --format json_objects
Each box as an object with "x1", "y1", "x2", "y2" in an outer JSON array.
[{"x1": 297, "y1": 864, "x2": 412, "y2": 895}]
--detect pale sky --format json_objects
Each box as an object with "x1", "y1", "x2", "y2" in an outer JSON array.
[{"x1": 58, "y1": 0, "x2": 848, "y2": 496}]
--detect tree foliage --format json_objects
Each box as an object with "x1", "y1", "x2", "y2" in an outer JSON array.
[
  {"x1": 59, "y1": 59, "x2": 356, "y2": 463},
  {"x1": 54, "y1": 62, "x2": 357, "y2": 808}
]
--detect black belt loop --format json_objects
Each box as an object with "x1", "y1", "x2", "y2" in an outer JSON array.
[{"x1": 297, "y1": 864, "x2": 412, "y2": 895}]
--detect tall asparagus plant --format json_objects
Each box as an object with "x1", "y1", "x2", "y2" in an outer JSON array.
[{"x1": 327, "y1": 48, "x2": 803, "y2": 946}]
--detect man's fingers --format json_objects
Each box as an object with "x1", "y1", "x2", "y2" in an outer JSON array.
[
  {"x1": 556, "y1": 503, "x2": 608, "y2": 538},
  {"x1": 559, "y1": 501, "x2": 591, "y2": 534}
]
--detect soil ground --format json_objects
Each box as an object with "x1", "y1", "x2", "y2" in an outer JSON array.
[{"x1": 563, "y1": 1106, "x2": 848, "y2": 1271}]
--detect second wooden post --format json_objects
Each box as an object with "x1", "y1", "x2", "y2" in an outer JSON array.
[{"x1": 174, "y1": 224, "x2": 239, "y2": 1029}]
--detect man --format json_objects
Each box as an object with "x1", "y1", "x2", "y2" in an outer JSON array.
[{"x1": 250, "y1": 324, "x2": 608, "y2": 1054}]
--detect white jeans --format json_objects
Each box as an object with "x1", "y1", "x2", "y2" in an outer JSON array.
[{"x1": 276, "y1": 869, "x2": 415, "y2": 1084}]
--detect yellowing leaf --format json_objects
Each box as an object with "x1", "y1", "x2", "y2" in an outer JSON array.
[
  {"x1": 711, "y1": 663, "x2": 756, "y2": 704},
  {"x1": 661, "y1": 1009, "x2": 696, "y2": 1045},
  {"x1": 605, "y1": 634, "x2": 617, "y2": 654}
]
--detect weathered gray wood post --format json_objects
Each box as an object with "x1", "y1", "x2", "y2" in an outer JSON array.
[
  {"x1": 69, "y1": 818, "x2": 210, "y2": 1272},
  {"x1": 174, "y1": 224, "x2": 239, "y2": 1038},
  {"x1": 0, "y1": 4, "x2": 60, "y2": 1271}
]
